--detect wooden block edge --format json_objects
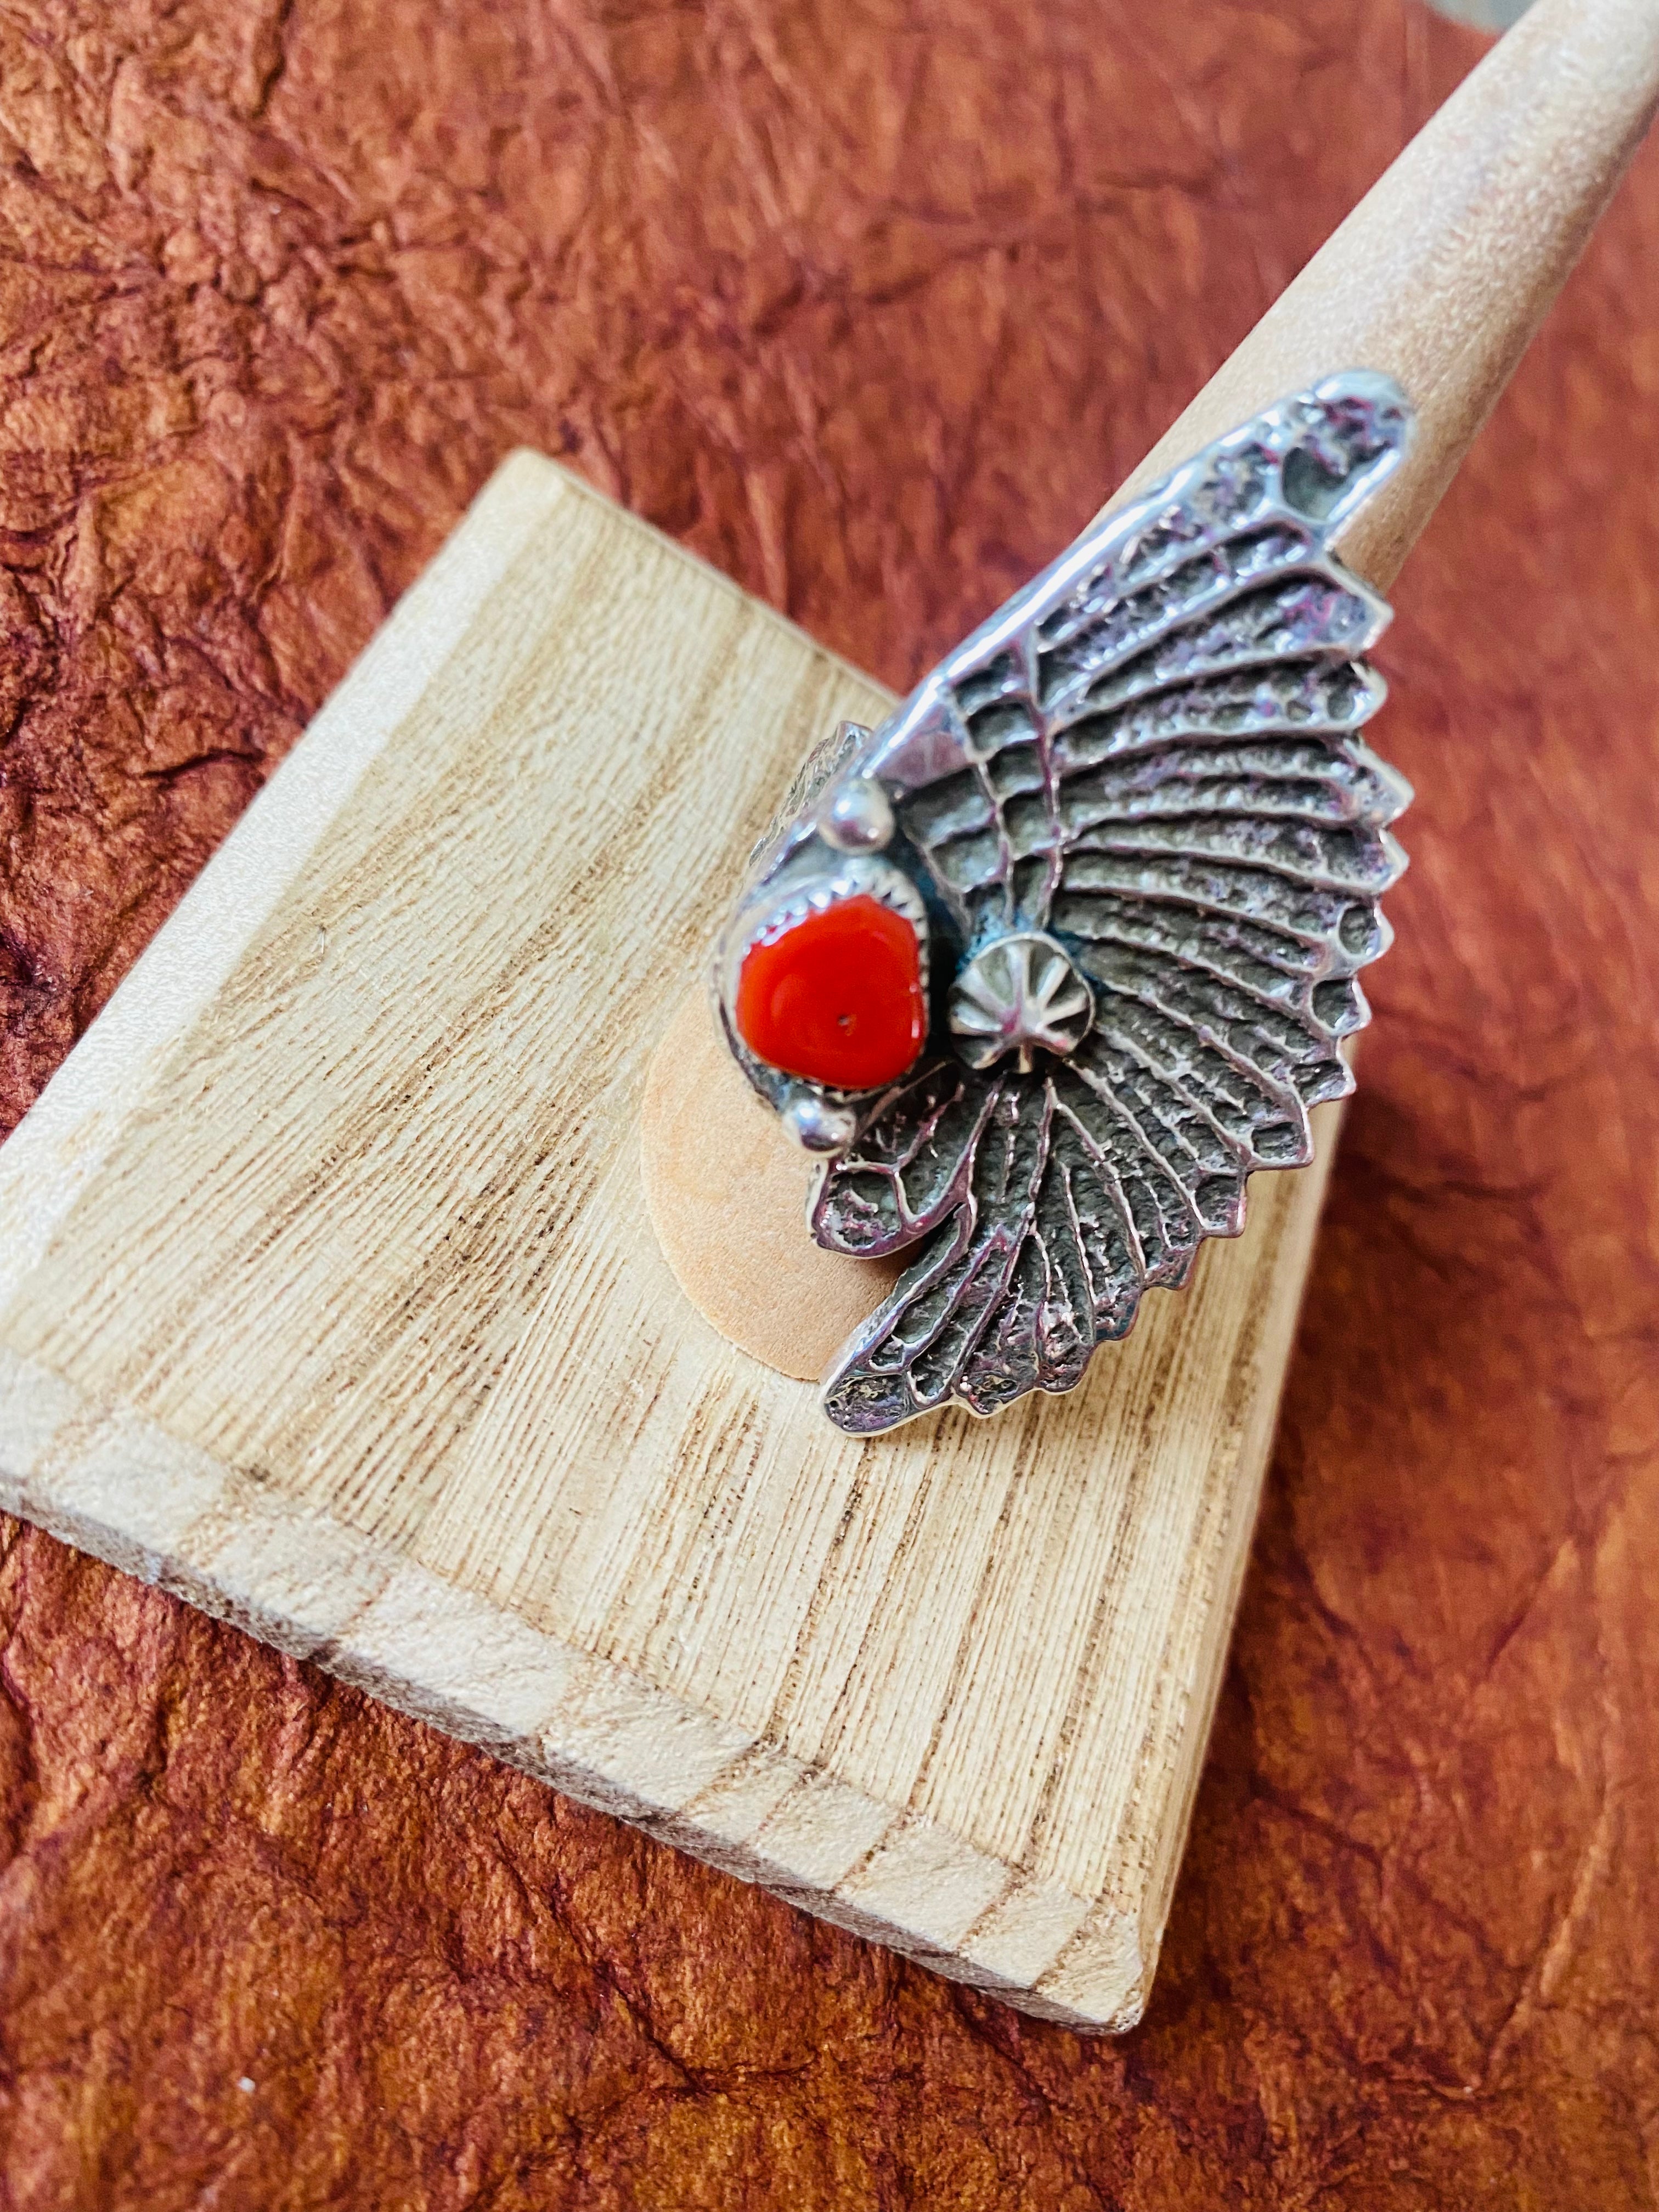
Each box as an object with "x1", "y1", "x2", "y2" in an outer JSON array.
[
  {"x1": 0, "y1": 1344, "x2": 1149, "y2": 2032},
  {"x1": 0, "y1": 448, "x2": 571, "y2": 1308}
]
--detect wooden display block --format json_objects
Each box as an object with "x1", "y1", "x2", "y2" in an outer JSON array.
[{"x1": 0, "y1": 455, "x2": 1338, "y2": 2029}]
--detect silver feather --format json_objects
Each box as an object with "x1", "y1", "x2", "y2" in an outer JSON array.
[{"x1": 718, "y1": 372, "x2": 1415, "y2": 1432}]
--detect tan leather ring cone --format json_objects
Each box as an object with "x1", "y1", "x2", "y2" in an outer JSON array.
[
  {"x1": 639, "y1": 0, "x2": 1659, "y2": 1383},
  {"x1": 640, "y1": 989, "x2": 902, "y2": 1380}
]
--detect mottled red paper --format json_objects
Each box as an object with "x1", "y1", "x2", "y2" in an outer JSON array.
[{"x1": 2, "y1": 2, "x2": 1656, "y2": 2203}]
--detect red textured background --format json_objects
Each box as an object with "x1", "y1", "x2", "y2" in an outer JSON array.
[{"x1": 3, "y1": 2, "x2": 1657, "y2": 2204}]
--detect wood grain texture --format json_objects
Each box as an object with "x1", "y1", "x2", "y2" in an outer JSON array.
[
  {"x1": 0, "y1": 451, "x2": 1343, "y2": 2028},
  {"x1": 2, "y1": 0, "x2": 1658, "y2": 2202}
]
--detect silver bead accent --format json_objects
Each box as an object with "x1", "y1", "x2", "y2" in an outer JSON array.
[
  {"x1": 818, "y1": 776, "x2": 895, "y2": 853},
  {"x1": 781, "y1": 1091, "x2": 859, "y2": 1154},
  {"x1": 949, "y1": 932, "x2": 1094, "y2": 1073}
]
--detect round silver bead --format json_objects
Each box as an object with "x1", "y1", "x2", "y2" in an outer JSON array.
[
  {"x1": 780, "y1": 1091, "x2": 859, "y2": 1154},
  {"x1": 818, "y1": 776, "x2": 895, "y2": 853}
]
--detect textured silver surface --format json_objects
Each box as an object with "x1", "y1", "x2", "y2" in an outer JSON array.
[{"x1": 718, "y1": 373, "x2": 1416, "y2": 1432}]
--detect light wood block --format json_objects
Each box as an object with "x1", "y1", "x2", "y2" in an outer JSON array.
[
  {"x1": 1, "y1": 0, "x2": 1652, "y2": 2036},
  {"x1": 0, "y1": 454, "x2": 1338, "y2": 2030}
]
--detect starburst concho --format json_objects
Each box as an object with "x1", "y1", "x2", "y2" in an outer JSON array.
[
  {"x1": 949, "y1": 933, "x2": 1094, "y2": 1073},
  {"x1": 713, "y1": 371, "x2": 1418, "y2": 1434}
]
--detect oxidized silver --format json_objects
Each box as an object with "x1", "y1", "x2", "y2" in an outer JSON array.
[{"x1": 715, "y1": 371, "x2": 1416, "y2": 1434}]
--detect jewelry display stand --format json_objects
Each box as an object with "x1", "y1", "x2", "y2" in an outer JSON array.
[{"x1": 0, "y1": 0, "x2": 1650, "y2": 2031}]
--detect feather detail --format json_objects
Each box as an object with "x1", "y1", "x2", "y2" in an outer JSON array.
[{"x1": 809, "y1": 375, "x2": 1415, "y2": 1431}]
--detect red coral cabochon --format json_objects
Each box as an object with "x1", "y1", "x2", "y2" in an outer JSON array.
[{"x1": 735, "y1": 894, "x2": 924, "y2": 1091}]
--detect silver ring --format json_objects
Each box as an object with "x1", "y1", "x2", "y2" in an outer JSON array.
[{"x1": 715, "y1": 372, "x2": 1415, "y2": 1434}]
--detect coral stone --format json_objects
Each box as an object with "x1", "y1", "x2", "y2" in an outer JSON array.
[{"x1": 735, "y1": 894, "x2": 924, "y2": 1091}]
